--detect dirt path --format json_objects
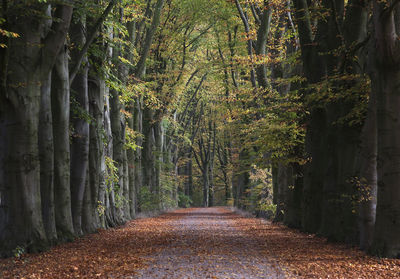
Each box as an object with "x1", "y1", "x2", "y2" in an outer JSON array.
[
  {"x1": 1, "y1": 207, "x2": 400, "y2": 278},
  {"x1": 135, "y1": 207, "x2": 285, "y2": 279}
]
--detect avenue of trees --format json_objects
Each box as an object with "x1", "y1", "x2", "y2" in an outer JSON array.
[{"x1": 1, "y1": 0, "x2": 400, "y2": 259}]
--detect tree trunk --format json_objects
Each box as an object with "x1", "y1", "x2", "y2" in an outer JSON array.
[
  {"x1": 208, "y1": 122, "x2": 216, "y2": 207},
  {"x1": 52, "y1": 45, "x2": 75, "y2": 240},
  {"x1": 255, "y1": 1, "x2": 272, "y2": 88},
  {"x1": 274, "y1": 163, "x2": 288, "y2": 222},
  {"x1": 104, "y1": 84, "x2": 118, "y2": 227},
  {"x1": 125, "y1": 20, "x2": 137, "y2": 215},
  {"x1": 143, "y1": 109, "x2": 157, "y2": 195},
  {"x1": 301, "y1": 109, "x2": 326, "y2": 232},
  {"x1": 372, "y1": 68, "x2": 400, "y2": 258},
  {"x1": 370, "y1": 1, "x2": 400, "y2": 256},
  {"x1": 109, "y1": 88, "x2": 126, "y2": 223},
  {"x1": 0, "y1": 93, "x2": 5, "y2": 247},
  {"x1": 1, "y1": 7, "x2": 47, "y2": 254},
  {"x1": 209, "y1": 165, "x2": 214, "y2": 207},
  {"x1": 97, "y1": 79, "x2": 108, "y2": 228},
  {"x1": 367, "y1": 0, "x2": 400, "y2": 258},
  {"x1": 39, "y1": 71, "x2": 57, "y2": 243},
  {"x1": 134, "y1": 98, "x2": 143, "y2": 212},
  {"x1": 123, "y1": 149, "x2": 131, "y2": 219},
  {"x1": 292, "y1": 0, "x2": 331, "y2": 235},
  {"x1": 184, "y1": 148, "x2": 193, "y2": 197},
  {"x1": 284, "y1": 164, "x2": 303, "y2": 228},
  {"x1": 127, "y1": 114, "x2": 136, "y2": 218},
  {"x1": 82, "y1": 167, "x2": 96, "y2": 234},
  {"x1": 1, "y1": 72, "x2": 47, "y2": 254},
  {"x1": 0, "y1": 2, "x2": 72, "y2": 255},
  {"x1": 155, "y1": 120, "x2": 162, "y2": 202},
  {"x1": 82, "y1": 77, "x2": 104, "y2": 233},
  {"x1": 203, "y1": 165, "x2": 209, "y2": 207},
  {"x1": 317, "y1": 0, "x2": 368, "y2": 244},
  {"x1": 357, "y1": 88, "x2": 377, "y2": 251},
  {"x1": 319, "y1": 106, "x2": 361, "y2": 243},
  {"x1": 70, "y1": 19, "x2": 90, "y2": 235}
]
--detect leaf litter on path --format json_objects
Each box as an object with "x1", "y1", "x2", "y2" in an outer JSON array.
[{"x1": 0, "y1": 207, "x2": 399, "y2": 278}]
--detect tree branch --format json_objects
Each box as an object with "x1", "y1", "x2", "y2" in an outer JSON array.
[
  {"x1": 234, "y1": 0, "x2": 257, "y2": 87},
  {"x1": 41, "y1": 3, "x2": 73, "y2": 78},
  {"x1": 135, "y1": 0, "x2": 165, "y2": 79},
  {"x1": 178, "y1": 73, "x2": 207, "y2": 123},
  {"x1": 292, "y1": 0, "x2": 314, "y2": 45},
  {"x1": 250, "y1": 3, "x2": 261, "y2": 25},
  {"x1": 186, "y1": 25, "x2": 214, "y2": 48},
  {"x1": 69, "y1": 0, "x2": 117, "y2": 85},
  {"x1": 192, "y1": 148, "x2": 204, "y2": 173}
]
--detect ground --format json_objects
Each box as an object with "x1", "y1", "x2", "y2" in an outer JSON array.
[{"x1": 1, "y1": 207, "x2": 400, "y2": 278}]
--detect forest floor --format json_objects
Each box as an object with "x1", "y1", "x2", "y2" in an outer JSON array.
[{"x1": 1, "y1": 207, "x2": 400, "y2": 278}]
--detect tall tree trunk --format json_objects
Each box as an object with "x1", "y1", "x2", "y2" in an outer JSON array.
[
  {"x1": 0, "y1": 3, "x2": 73, "y2": 254},
  {"x1": 127, "y1": 114, "x2": 136, "y2": 218},
  {"x1": 372, "y1": 65, "x2": 400, "y2": 258},
  {"x1": 203, "y1": 164, "x2": 209, "y2": 207},
  {"x1": 187, "y1": 153, "x2": 193, "y2": 198},
  {"x1": 317, "y1": 0, "x2": 368, "y2": 244},
  {"x1": 39, "y1": 72, "x2": 57, "y2": 243},
  {"x1": 225, "y1": 145, "x2": 233, "y2": 203},
  {"x1": 208, "y1": 122, "x2": 216, "y2": 207},
  {"x1": 209, "y1": 166, "x2": 214, "y2": 207},
  {"x1": 371, "y1": 0, "x2": 400, "y2": 257},
  {"x1": 110, "y1": 88, "x2": 126, "y2": 223},
  {"x1": 284, "y1": 163, "x2": 303, "y2": 228},
  {"x1": 301, "y1": 109, "x2": 326, "y2": 232},
  {"x1": 1, "y1": 71, "x2": 47, "y2": 254},
  {"x1": 132, "y1": 0, "x2": 165, "y2": 212},
  {"x1": 319, "y1": 110, "x2": 360, "y2": 242},
  {"x1": 134, "y1": 98, "x2": 143, "y2": 212},
  {"x1": 70, "y1": 19, "x2": 90, "y2": 235},
  {"x1": 82, "y1": 77, "x2": 104, "y2": 233},
  {"x1": 82, "y1": 167, "x2": 96, "y2": 234},
  {"x1": 104, "y1": 84, "x2": 118, "y2": 227},
  {"x1": 126, "y1": 19, "x2": 137, "y2": 219},
  {"x1": 52, "y1": 44, "x2": 75, "y2": 240},
  {"x1": 357, "y1": 88, "x2": 377, "y2": 251},
  {"x1": 274, "y1": 163, "x2": 288, "y2": 222},
  {"x1": 143, "y1": 109, "x2": 157, "y2": 197},
  {"x1": 0, "y1": 92, "x2": 5, "y2": 246},
  {"x1": 293, "y1": 0, "x2": 333, "y2": 234},
  {"x1": 154, "y1": 121, "x2": 162, "y2": 205},
  {"x1": 96, "y1": 79, "x2": 108, "y2": 228},
  {"x1": 184, "y1": 147, "x2": 193, "y2": 197},
  {"x1": 123, "y1": 149, "x2": 131, "y2": 219}
]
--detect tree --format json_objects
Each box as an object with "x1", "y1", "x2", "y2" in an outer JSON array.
[
  {"x1": 0, "y1": 2, "x2": 73, "y2": 255},
  {"x1": 370, "y1": 0, "x2": 400, "y2": 258}
]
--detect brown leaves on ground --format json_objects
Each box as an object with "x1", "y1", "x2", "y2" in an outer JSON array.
[
  {"x1": 0, "y1": 207, "x2": 399, "y2": 278},
  {"x1": 0, "y1": 210, "x2": 187, "y2": 279},
  {"x1": 233, "y1": 216, "x2": 400, "y2": 278}
]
